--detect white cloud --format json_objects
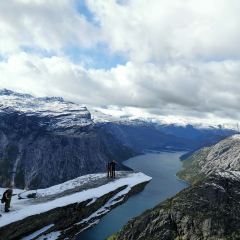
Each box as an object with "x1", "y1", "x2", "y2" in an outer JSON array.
[
  {"x1": 0, "y1": 0, "x2": 101, "y2": 54},
  {"x1": 0, "y1": 0, "x2": 240, "y2": 123},
  {"x1": 1, "y1": 52, "x2": 240, "y2": 121},
  {"x1": 87, "y1": 0, "x2": 240, "y2": 62}
]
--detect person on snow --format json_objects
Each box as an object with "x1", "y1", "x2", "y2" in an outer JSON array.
[
  {"x1": 107, "y1": 161, "x2": 112, "y2": 178},
  {"x1": 111, "y1": 160, "x2": 117, "y2": 179},
  {"x1": 1, "y1": 185, "x2": 13, "y2": 212}
]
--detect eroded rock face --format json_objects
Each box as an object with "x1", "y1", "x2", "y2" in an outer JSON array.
[
  {"x1": 0, "y1": 90, "x2": 136, "y2": 189},
  {"x1": 0, "y1": 111, "x2": 135, "y2": 189},
  {"x1": 178, "y1": 134, "x2": 240, "y2": 184},
  {"x1": 114, "y1": 172, "x2": 240, "y2": 240}
]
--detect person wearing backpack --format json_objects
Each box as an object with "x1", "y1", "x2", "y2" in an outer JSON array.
[{"x1": 1, "y1": 186, "x2": 13, "y2": 212}]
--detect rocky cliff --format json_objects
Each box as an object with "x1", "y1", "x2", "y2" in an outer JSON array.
[
  {"x1": 112, "y1": 171, "x2": 240, "y2": 240},
  {"x1": 108, "y1": 134, "x2": 240, "y2": 240},
  {"x1": 0, "y1": 90, "x2": 135, "y2": 189},
  {"x1": 177, "y1": 134, "x2": 240, "y2": 184},
  {"x1": 0, "y1": 172, "x2": 151, "y2": 240}
]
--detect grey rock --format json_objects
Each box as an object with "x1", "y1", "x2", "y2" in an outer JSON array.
[
  {"x1": 0, "y1": 92, "x2": 135, "y2": 189},
  {"x1": 0, "y1": 176, "x2": 150, "y2": 240},
  {"x1": 114, "y1": 172, "x2": 240, "y2": 240},
  {"x1": 178, "y1": 134, "x2": 240, "y2": 184}
]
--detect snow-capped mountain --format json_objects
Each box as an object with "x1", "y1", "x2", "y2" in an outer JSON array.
[
  {"x1": 0, "y1": 89, "x2": 237, "y2": 189},
  {"x1": 92, "y1": 110, "x2": 237, "y2": 153},
  {"x1": 0, "y1": 89, "x2": 92, "y2": 130},
  {"x1": 0, "y1": 89, "x2": 135, "y2": 189},
  {"x1": 91, "y1": 106, "x2": 240, "y2": 131}
]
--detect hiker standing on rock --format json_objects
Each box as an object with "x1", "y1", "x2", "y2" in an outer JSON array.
[
  {"x1": 111, "y1": 160, "x2": 117, "y2": 179},
  {"x1": 107, "y1": 161, "x2": 112, "y2": 178},
  {"x1": 1, "y1": 185, "x2": 13, "y2": 212}
]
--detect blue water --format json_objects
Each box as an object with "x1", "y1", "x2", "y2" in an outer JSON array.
[{"x1": 77, "y1": 152, "x2": 188, "y2": 240}]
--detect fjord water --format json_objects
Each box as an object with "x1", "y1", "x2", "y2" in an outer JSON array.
[{"x1": 77, "y1": 152, "x2": 188, "y2": 240}]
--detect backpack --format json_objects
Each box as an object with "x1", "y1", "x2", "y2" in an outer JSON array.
[{"x1": 1, "y1": 190, "x2": 7, "y2": 203}]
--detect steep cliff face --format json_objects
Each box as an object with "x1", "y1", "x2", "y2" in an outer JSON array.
[
  {"x1": 0, "y1": 90, "x2": 135, "y2": 189},
  {"x1": 109, "y1": 135, "x2": 240, "y2": 240},
  {"x1": 113, "y1": 171, "x2": 240, "y2": 240},
  {"x1": 177, "y1": 134, "x2": 240, "y2": 184}
]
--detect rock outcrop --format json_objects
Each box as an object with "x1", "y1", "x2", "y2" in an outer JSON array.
[
  {"x1": 0, "y1": 172, "x2": 151, "y2": 240},
  {"x1": 177, "y1": 134, "x2": 240, "y2": 184},
  {"x1": 109, "y1": 135, "x2": 240, "y2": 240},
  {"x1": 112, "y1": 171, "x2": 240, "y2": 240}
]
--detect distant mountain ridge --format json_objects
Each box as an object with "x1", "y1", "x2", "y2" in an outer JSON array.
[{"x1": 96, "y1": 120, "x2": 236, "y2": 153}]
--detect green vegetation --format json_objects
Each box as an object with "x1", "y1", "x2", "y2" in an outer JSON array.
[
  {"x1": 106, "y1": 233, "x2": 119, "y2": 240},
  {"x1": 177, "y1": 147, "x2": 210, "y2": 184}
]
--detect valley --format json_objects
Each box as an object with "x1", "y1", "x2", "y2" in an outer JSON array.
[{"x1": 0, "y1": 89, "x2": 239, "y2": 240}]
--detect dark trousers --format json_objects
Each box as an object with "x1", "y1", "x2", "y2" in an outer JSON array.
[
  {"x1": 5, "y1": 199, "x2": 11, "y2": 212},
  {"x1": 112, "y1": 166, "x2": 115, "y2": 178},
  {"x1": 107, "y1": 165, "x2": 111, "y2": 178}
]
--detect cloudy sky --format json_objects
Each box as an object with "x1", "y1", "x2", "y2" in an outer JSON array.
[{"x1": 0, "y1": 0, "x2": 240, "y2": 123}]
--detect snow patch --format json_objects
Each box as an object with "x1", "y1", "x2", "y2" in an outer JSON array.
[
  {"x1": 0, "y1": 172, "x2": 151, "y2": 228},
  {"x1": 36, "y1": 231, "x2": 61, "y2": 240},
  {"x1": 21, "y1": 224, "x2": 54, "y2": 240},
  {"x1": 231, "y1": 134, "x2": 240, "y2": 140},
  {"x1": 216, "y1": 170, "x2": 240, "y2": 181},
  {"x1": 19, "y1": 173, "x2": 106, "y2": 199}
]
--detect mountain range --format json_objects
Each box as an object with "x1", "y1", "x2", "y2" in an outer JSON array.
[{"x1": 0, "y1": 89, "x2": 237, "y2": 189}]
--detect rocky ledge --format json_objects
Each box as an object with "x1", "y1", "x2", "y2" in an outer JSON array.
[
  {"x1": 110, "y1": 171, "x2": 240, "y2": 240},
  {"x1": 0, "y1": 172, "x2": 151, "y2": 240}
]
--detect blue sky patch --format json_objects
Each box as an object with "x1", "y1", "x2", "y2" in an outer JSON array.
[
  {"x1": 64, "y1": 43, "x2": 127, "y2": 69},
  {"x1": 74, "y1": 0, "x2": 97, "y2": 25},
  {"x1": 21, "y1": 46, "x2": 55, "y2": 58}
]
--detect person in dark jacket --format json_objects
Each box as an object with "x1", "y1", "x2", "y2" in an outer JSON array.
[
  {"x1": 111, "y1": 160, "x2": 117, "y2": 179},
  {"x1": 2, "y1": 186, "x2": 13, "y2": 212},
  {"x1": 107, "y1": 161, "x2": 111, "y2": 178}
]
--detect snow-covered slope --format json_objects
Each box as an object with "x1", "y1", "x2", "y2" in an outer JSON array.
[
  {"x1": 0, "y1": 171, "x2": 151, "y2": 240},
  {"x1": 0, "y1": 89, "x2": 92, "y2": 129},
  {"x1": 91, "y1": 106, "x2": 240, "y2": 130},
  {"x1": 178, "y1": 134, "x2": 240, "y2": 183}
]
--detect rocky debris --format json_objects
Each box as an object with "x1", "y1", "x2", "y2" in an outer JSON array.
[
  {"x1": 178, "y1": 134, "x2": 240, "y2": 184},
  {"x1": 113, "y1": 171, "x2": 240, "y2": 240}
]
